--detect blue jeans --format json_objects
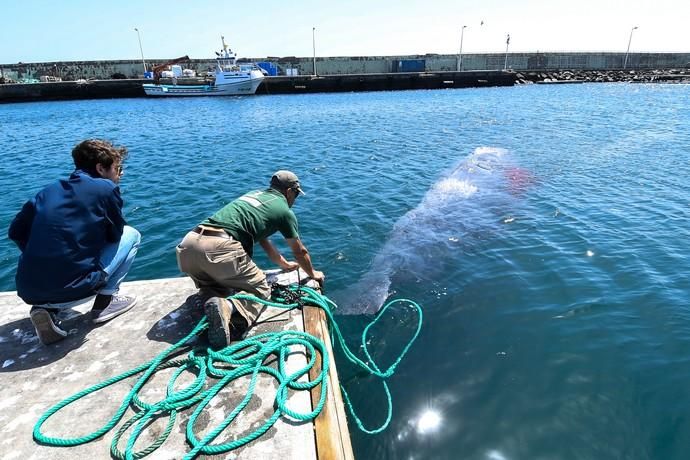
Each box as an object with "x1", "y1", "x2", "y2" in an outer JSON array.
[
  {"x1": 36, "y1": 226, "x2": 140, "y2": 310},
  {"x1": 98, "y1": 226, "x2": 141, "y2": 296}
]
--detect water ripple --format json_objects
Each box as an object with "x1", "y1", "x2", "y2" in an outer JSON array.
[{"x1": 1, "y1": 84, "x2": 689, "y2": 459}]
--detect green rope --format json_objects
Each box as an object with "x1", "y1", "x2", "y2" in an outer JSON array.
[
  {"x1": 260, "y1": 287, "x2": 424, "y2": 434},
  {"x1": 32, "y1": 285, "x2": 422, "y2": 458}
]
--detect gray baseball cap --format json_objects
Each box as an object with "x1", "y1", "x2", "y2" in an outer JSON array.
[{"x1": 271, "y1": 170, "x2": 305, "y2": 195}]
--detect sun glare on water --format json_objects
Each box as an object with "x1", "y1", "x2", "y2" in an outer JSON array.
[{"x1": 416, "y1": 409, "x2": 442, "y2": 434}]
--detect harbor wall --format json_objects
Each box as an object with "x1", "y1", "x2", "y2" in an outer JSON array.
[
  {"x1": 0, "y1": 71, "x2": 517, "y2": 103},
  {"x1": 2, "y1": 52, "x2": 689, "y2": 81}
]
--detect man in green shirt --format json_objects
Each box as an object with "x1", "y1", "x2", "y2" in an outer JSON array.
[{"x1": 176, "y1": 170, "x2": 325, "y2": 349}]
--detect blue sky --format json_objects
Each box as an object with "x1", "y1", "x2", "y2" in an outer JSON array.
[{"x1": 1, "y1": 0, "x2": 688, "y2": 63}]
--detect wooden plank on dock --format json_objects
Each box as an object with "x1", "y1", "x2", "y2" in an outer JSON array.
[{"x1": 304, "y1": 304, "x2": 356, "y2": 460}]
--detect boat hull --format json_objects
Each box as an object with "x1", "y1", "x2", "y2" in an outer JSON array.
[{"x1": 143, "y1": 77, "x2": 263, "y2": 97}]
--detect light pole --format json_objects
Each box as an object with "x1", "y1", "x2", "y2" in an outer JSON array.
[
  {"x1": 504, "y1": 34, "x2": 510, "y2": 70},
  {"x1": 134, "y1": 28, "x2": 146, "y2": 74},
  {"x1": 312, "y1": 27, "x2": 317, "y2": 76},
  {"x1": 458, "y1": 25, "x2": 467, "y2": 71},
  {"x1": 623, "y1": 26, "x2": 638, "y2": 69}
]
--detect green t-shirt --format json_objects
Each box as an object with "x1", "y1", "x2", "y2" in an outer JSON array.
[{"x1": 202, "y1": 188, "x2": 299, "y2": 256}]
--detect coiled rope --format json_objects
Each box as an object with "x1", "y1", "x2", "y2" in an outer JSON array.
[{"x1": 33, "y1": 284, "x2": 422, "y2": 459}]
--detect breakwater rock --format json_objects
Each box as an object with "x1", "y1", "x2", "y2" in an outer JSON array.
[{"x1": 516, "y1": 69, "x2": 690, "y2": 84}]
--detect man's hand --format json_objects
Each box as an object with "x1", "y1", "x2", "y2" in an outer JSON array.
[
  {"x1": 281, "y1": 261, "x2": 300, "y2": 272},
  {"x1": 311, "y1": 270, "x2": 325, "y2": 285},
  {"x1": 286, "y1": 238, "x2": 324, "y2": 286}
]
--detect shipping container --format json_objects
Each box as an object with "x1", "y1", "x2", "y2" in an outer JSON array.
[{"x1": 392, "y1": 59, "x2": 426, "y2": 73}]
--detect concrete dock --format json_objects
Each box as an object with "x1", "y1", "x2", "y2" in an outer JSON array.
[
  {"x1": 0, "y1": 276, "x2": 354, "y2": 459},
  {"x1": 0, "y1": 70, "x2": 515, "y2": 103}
]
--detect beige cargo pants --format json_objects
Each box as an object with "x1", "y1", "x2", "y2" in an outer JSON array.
[{"x1": 176, "y1": 230, "x2": 270, "y2": 325}]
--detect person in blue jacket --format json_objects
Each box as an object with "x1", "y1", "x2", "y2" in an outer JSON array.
[{"x1": 8, "y1": 139, "x2": 141, "y2": 345}]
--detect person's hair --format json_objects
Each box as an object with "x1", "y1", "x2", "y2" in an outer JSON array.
[{"x1": 71, "y1": 139, "x2": 128, "y2": 175}]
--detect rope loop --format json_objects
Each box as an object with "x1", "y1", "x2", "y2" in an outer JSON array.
[{"x1": 32, "y1": 283, "x2": 422, "y2": 458}]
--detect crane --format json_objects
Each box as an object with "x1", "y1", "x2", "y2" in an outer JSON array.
[{"x1": 151, "y1": 55, "x2": 190, "y2": 82}]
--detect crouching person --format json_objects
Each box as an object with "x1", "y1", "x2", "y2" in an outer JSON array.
[
  {"x1": 8, "y1": 139, "x2": 140, "y2": 345},
  {"x1": 177, "y1": 170, "x2": 325, "y2": 349}
]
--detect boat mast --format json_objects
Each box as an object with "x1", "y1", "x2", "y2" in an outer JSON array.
[{"x1": 221, "y1": 35, "x2": 230, "y2": 58}]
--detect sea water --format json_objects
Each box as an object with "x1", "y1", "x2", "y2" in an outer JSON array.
[{"x1": 1, "y1": 83, "x2": 689, "y2": 459}]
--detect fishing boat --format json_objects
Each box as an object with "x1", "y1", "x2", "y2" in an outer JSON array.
[{"x1": 143, "y1": 37, "x2": 265, "y2": 97}]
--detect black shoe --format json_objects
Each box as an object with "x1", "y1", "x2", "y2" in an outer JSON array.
[
  {"x1": 190, "y1": 288, "x2": 216, "y2": 310},
  {"x1": 229, "y1": 310, "x2": 249, "y2": 342},
  {"x1": 204, "y1": 297, "x2": 234, "y2": 350},
  {"x1": 30, "y1": 307, "x2": 67, "y2": 345}
]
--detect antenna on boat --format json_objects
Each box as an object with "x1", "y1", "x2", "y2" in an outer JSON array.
[{"x1": 221, "y1": 35, "x2": 231, "y2": 58}]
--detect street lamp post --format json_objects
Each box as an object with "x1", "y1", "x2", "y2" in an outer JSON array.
[
  {"x1": 504, "y1": 34, "x2": 511, "y2": 70},
  {"x1": 134, "y1": 28, "x2": 147, "y2": 75},
  {"x1": 458, "y1": 25, "x2": 467, "y2": 71},
  {"x1": 623, "y1": 26, "x2": 638, "y2": 70},
  {"x1": 312, "y1": 27, "x2": 317, "y2": 76},
  {"x1": 134, "y1": 28, "x2": 147, "y2": 74}
]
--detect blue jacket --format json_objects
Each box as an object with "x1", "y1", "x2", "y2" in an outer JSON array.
[{"x1": 8, "y1": 170, "x2": 126, "y2": 304}]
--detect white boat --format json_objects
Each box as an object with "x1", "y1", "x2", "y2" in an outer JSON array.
[{"x1": 143, "y1": 37, "x2": 265, "y2": 97}]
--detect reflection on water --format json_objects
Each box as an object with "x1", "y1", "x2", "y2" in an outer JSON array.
[
  {"x1": 486, "y1": 449, "x2": 509, "y2": 460},
  {"x1": 416, "y1": 409, "x2": 442, "y2": 435}
]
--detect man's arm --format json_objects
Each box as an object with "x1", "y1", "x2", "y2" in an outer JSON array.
[
  {"x1": 286, "y1": 238, "x2": 325, "y2": 284},
  {"x1": 103, "y1": 187, "x2": 126, "y2": 242},
  {"x1": 8, "y1": 198, "x2": 37, "y2": 252},
  {"x1": 259, "y1": 238, "x2": 299, "y2": 271}
]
